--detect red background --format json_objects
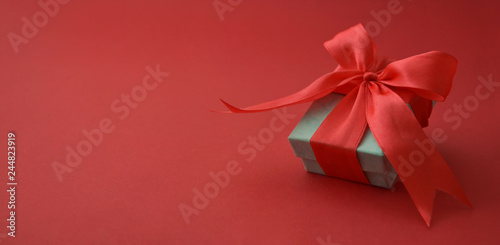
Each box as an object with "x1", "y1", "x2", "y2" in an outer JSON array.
[{"x1": 1, "y1": 0, "x2": 499, "y2": 244}]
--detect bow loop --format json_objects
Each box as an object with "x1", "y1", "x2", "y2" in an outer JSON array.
[
  {"x1": 377, "y1": 51, "x2": 457, "y2": 102},
  {"x1": 324, "y1": 23, "x2": 378, "y2": 72}
]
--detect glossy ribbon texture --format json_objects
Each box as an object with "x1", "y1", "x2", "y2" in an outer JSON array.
[{"x1": 219, "y1": 24, "x2": 471, "y2": 226}]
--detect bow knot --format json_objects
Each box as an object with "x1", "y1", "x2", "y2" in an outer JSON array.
[{"x1": 363, "y1": 72, "x2": 379, "y2": 83}]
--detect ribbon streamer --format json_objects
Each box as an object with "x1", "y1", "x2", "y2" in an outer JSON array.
[{"x1": 219, "y1": 24, "x2": 471, "y2": 226}]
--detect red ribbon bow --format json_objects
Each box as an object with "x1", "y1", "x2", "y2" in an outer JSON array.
[{"x1": 219, "y1": 24, "x2": 471, "y2": 226}]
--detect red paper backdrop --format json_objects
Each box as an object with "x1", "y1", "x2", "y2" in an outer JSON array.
[{"x1": 1, "y1": 0, "x2": 499, "y2": 244}]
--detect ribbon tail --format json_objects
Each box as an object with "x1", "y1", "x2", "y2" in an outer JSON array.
[
  {"x1": 217, "y1": 70, "x2": 361, "y2": 113},
  {"x1": 366, "y1": 83, "x2": 471, "y2": 226}
]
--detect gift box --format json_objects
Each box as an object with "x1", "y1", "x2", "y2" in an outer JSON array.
[
  {"x1": 288, "y1": 92, "x2": 398, "y2": 188},
  {"x1": 218, "y1": 23, "x2": 471, "y2": 225},
  {"x1": 288, "y1": 93, "x2": 437, "y2": 188}
]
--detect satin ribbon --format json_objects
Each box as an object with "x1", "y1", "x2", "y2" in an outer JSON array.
[{"x1": 219, "y1": 24, "x2": 471, "y2": 226}]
